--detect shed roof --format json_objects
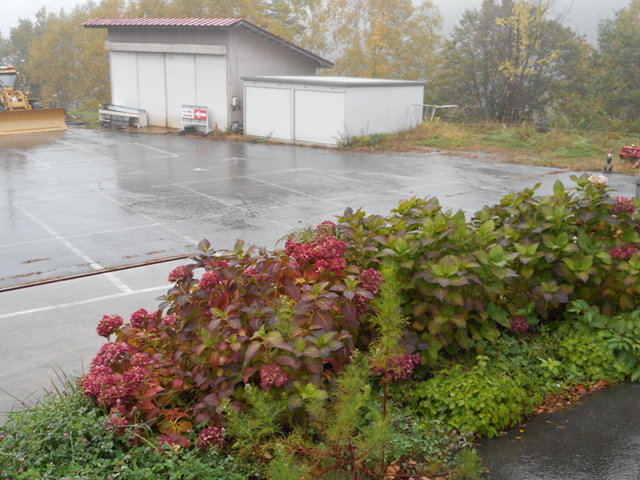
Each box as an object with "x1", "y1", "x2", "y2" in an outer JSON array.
[
  {"x1": 242, "y1": 75, "x2": 426, "y2": 88},
  {"x1": 83, "y1": 17, "x2": 333, "y2": 69}
]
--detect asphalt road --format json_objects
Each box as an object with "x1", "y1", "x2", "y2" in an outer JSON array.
[{"x1": 0, "y1": 127, "x2": 637, "y2": 417}]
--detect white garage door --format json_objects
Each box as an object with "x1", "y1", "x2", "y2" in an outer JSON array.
[
  {"x1": 110, "y1": 50, "x2": 227, "y2": 129},
  {"x1": 245, "y1": 86, "x2": 292, "y2": 140},
  {"x1": 195, "y1": 55, "x2": 227, "y2": 131},
  {"x1": 294, "y1": 90, "x2": 345, "y2": 145},
  {"x1": 137, "y1": 53, "x2": 166, "y2": 126},
  {"x1": 165, "y1": 53, "x2": 196, "y2": 128},
  {"x1": 110, "y1": 52, "x2": 139, "y2": 108}
]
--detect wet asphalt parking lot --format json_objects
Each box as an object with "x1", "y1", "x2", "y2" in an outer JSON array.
[
  {"x1": 1, "y1": 127, "x2": 639, "y2": 477},
  {"x1": 3, "y1": 128, "x2": 636, "y2": 291}
]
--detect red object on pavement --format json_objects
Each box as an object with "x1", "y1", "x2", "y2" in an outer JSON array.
[{"x1": 619, "y1": 145, "x2": 640, "y2": 161}]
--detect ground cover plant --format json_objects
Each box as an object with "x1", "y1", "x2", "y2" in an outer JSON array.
[
  {"x1": 340, "y1": 122, "x2": 640, "y2": 175},
  {"x1": 1, "y1": 176, "x2": 639, "y2": 479}
]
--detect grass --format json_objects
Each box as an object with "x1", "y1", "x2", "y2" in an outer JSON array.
[
  {"x1": 343, "y1": 122, "x2": 640, "y2": 176},
  {"x1": 0, "y1": 380, "x2": 250, "y2": 479}
]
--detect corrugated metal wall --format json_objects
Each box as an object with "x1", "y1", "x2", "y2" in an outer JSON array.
[{"x1": 109, "y1": 50, "x2": 227, "y2": 129}]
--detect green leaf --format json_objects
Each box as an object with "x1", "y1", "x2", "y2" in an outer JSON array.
[
  {"x1": 198, "y1": 238, "x2": 211, "y2": 252},
  {"x1": 432, "y1": 255, "x2": 460, "y2": 278},
  {"x1": 553, "y1": 180, "x2": 565, "y2": 197}
]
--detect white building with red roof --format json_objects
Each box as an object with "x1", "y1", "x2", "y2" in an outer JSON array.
[{"x1": 84, "y1": 18, "x2": 333, "y2": 131}]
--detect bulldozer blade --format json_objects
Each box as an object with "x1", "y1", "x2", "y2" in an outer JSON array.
[{"x1": 0, "y1": 108, "x2": 67, "y2": 135}]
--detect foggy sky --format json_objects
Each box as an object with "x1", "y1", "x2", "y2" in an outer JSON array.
[{"x1": 0, "y1": 0, "x2": 633, "y2": 43}]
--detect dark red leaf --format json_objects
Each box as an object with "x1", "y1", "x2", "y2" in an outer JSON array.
[
  {"x1": 341, "y1": 301, "x2": 359, "y2": 329},
  {"x1": 283, "y1": 279, "x2": 301, "y2": 300},
  {"x1": 243, "y1": 365, "x2": 260, "y2": 383},
  {"x1": 303, "y1": 359, "x2": 324, "y2": 375},
  {"x1": 243, "y1": 341, "x2": 263, "y2": 366},
  {"x1": 202, "y1": 392, "x2": 219, "y2": 407},
  {"x1": 273, "y1": 355, "x2": 301, "y2": 369},
  {"x1": 312, "y1": 310, "x2": 333, "y2": 330}
]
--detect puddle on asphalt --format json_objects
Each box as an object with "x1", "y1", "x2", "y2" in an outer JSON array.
[{"x1": 477, "y1": 383, "x2": 640, "y2": 479}]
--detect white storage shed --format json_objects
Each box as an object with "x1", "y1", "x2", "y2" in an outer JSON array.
[
  {"x1": 83, "y1": 18, "x2": 333, "y2": 131},
  {"x1": 242, "y1": 76, "x2": 426, "y2": 145}
]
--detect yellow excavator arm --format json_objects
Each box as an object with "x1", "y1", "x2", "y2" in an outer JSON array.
[
  {"x1": 0, "y1": 87, "x2": 32, "y2": 111},
  {"x1": 0, "y1": 65, "x2": 67, "y2": 134}
]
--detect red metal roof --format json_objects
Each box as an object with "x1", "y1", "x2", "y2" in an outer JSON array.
[
  {"x1": 83, "y1": 18, "x2": 243, "y2": 27},
  {"x1": 83, "y1": 17, "x2": 333, "y2": 68}
]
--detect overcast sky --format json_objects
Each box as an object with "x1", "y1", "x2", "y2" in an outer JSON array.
[{"x1": 0, "y1": 0, "x2": 632, "y2": 43}]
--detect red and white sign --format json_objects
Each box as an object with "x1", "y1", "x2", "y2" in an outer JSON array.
[
  {"x1": 181, "y1": 104, "x2": 211, "y2": 133},
  {"x1": 181, "y1": 106, "x2": 208, "y2": 121}
]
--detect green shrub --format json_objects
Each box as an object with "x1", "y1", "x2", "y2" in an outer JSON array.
[
  {"x1": 412, "y1": 357, "x2": 529, "y2": 438},
  {"x1": 567, "y1": 300, "x2": 640, "y2": 381},
  {"x1": 556, "y1": 327, "x2": 629, "y2": 383},
  {"x1": 476, "y1": 334, "x2": 559, "y2": 402},
  {"x1": 338, "y1": 177, "x2": 640, "y2": 363}
]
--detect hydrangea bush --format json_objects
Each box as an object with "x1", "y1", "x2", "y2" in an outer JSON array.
[
  {"x1": 337, "y1": 176, "x2": 640, "y2": 363},
  {"x1": 81, "y1": 224, "x2": 382, "y2": 447},
  {"x1": 80, "y1": 176, "x2": 640, "y2": 449}
]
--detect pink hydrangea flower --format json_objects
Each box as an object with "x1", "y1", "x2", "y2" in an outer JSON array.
[
  {"x1": 611, "y1": 243, "x2": 640, "y2": 260},
  {"x1": 199, "y1": 270, "x2": 222, "y2": 290},
  {"x1": 130, "y1": 308, "x2": 150, "y2": 329},
  {"x1": 93, "y1": 342, "x2": 129, "y2": 367},
  {"x1": 80, "y1": 362, "x2": 145, "y2": 407},
  {"x1": 198, "y1": 426, "x2": 225, "y2": 450},
  {"x1": 611, "y1": 244, "x2": 639, "y2": 260},
  {"x1": 285, "y1": 234, "x2": 347, "y2": 273},
  {"x1": 97, "y1": 314, "x2": 123, "y2": 338},
  {"x1": 244, "y1": 267, "x2": 260, "y2": 278},
  {"x1": 259, "y1": 364, "x2": 288, "y2": 390},
  {"x1": 122, "y1": 367, "x2": 147, "y2": 394},
  {"x1": 130, "y1": 352, "x2": 152, "y2": 367},
  {"x1": 612, "y1": 197, "x2": 636, "y2": 216},
  {"x1": 316, "y1": 220, "x2": 337, "y2": 236},
  {"x1": 371, "y1": 354, "x2": 421, "y2": 382},
  {"x1": 359, "y1": 269, "x2": 384, "y2": 295},
  {"x1": 510, "y1": 315, "x2": 530, "y2": 333},
  {"x1": 168, "y1": 265, "x2": 191, "y2": 283},
  {"x1": 106, "y1": 407, "x2": 129, "y2": 434},
  {"x1": 210, "y1": 260, "x2": 230, "y2": 269},
  {"x1": 354, "y1": 269, "x2": 384, "y2": 315},
  {"x1": 162, "y1": 314, "x2": 178, "y2": 327}
]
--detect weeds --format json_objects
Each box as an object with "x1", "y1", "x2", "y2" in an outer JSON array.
[{"x1": 339, "y1": 121, "x2": 640, "y2": 175}]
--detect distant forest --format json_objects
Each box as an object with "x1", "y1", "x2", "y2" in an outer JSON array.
[{"x1": 2, "y1": 0, "x2": 639, "y2": 132}]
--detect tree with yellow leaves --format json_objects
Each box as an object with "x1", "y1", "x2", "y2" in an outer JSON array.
[
  {"x1": 326, "y1": 0, "x2": 442, "y2": 80},
  {"x1": 26, "y1": 0, "x2": 124, "y2": 109},
  {"x1": 439, "y1": 0, "x2": 580, "y2": 124}
]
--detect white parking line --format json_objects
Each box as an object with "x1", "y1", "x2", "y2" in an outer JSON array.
[
  {"x1": 176, "y1": 184, "x2": 234, "y2": 207},
  {"x1": 173, "y1": 167, "x2": 314, "y2": 187},
  {"x1": 0, "y1": 285, "x2": 168, "y2": 320},
  {"x1": 132, "y1": 143, "x2": 180, "y2": 158},
  {"x1": 53, "y1": 139, "x2": 113, "y2": 162},
  {"x1": 16, "y1": 206, "x2": 132, "y2": 294},
  {"x1": 99, "y1": 192, "x2": 198, "y2": 245},
  {"x1": 244, "y1": 175, "x2": 346, "y2": 208},
  {"x1": 175, "y1": 184, "x2": 295, "y2": 232},
  {"x1": 0, "y1": 222, "x2": 163, "y2": 249}
]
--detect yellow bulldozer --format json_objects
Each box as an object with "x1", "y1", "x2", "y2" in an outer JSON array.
[{"x1": 0, "y1": 65, "x2": 67, "y2": 135}]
